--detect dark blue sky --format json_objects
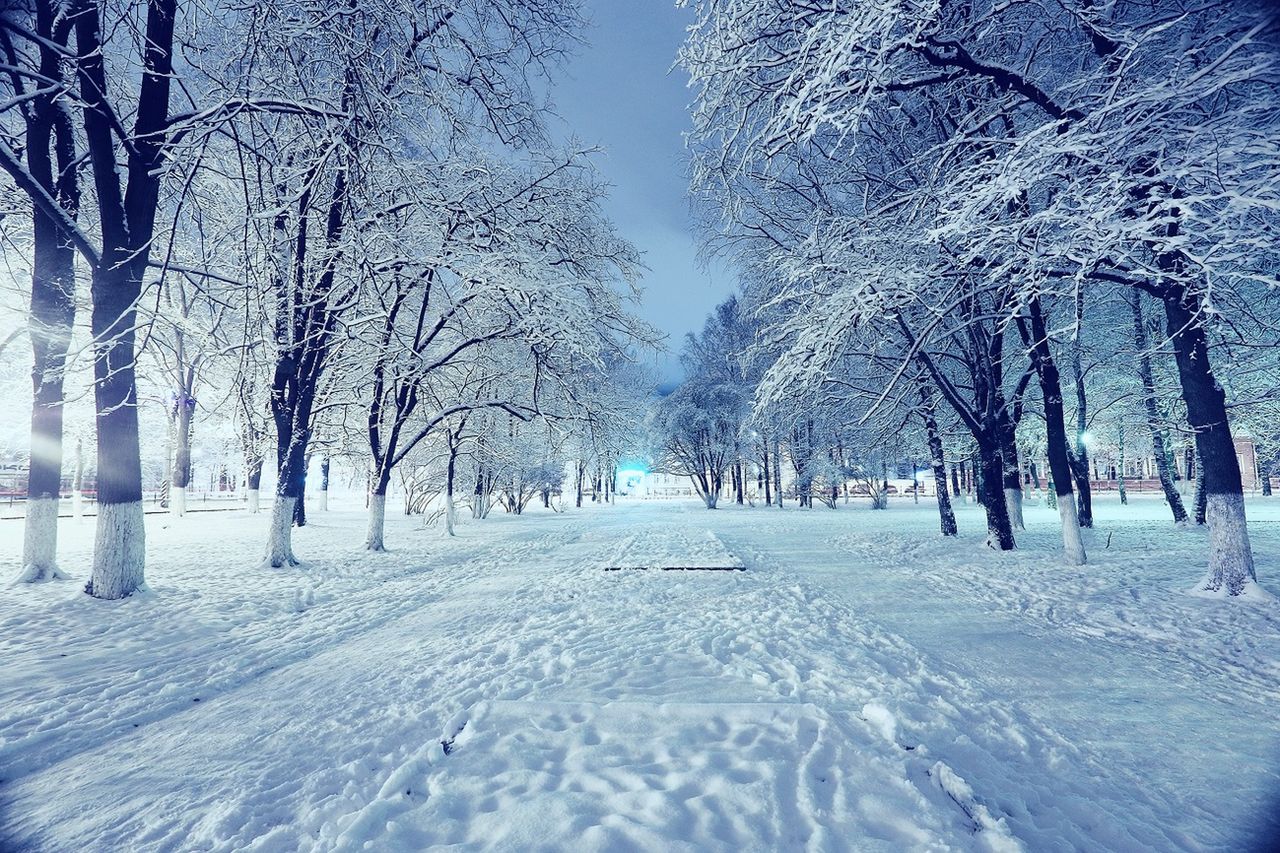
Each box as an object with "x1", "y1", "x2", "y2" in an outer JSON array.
[{"x1": 552, "y1": 0, "x2": 733, "y2": 379}]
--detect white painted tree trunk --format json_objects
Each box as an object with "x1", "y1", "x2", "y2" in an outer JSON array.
[
  {"x1": 170, "y1": 486, "x2": 186, "y2": 518},
  {"x1": 89, "y1": 502, "x2": 146, "y2": 599},
  {"x1": 72, "y1": 491, "x2": 83, "y2": 520},
  {"x1": 264, "y1": 497, "x2": 299, "y2": 567},
  {"x1": 1195, "y1": 493, "x2": 1263, "y2": 597},
  {"x1": 472, "y1": 490, "x2": 491, "y2": 519},
  {"x1": 444, "y1": 491, "x2": 457, "y2": 537},
  {"x1": 247, "y1": 488, "x2": 260, "y2": 514},
  {"x1": 1005, "y1": 487, "x2": 1025, "y2": 531},
  {"x1": 318, "y1": 490, "x2": 329, "y2": 512},
  {"x1": 366, "y1": 493, "x2": 386, "y2": 551},
  {"x1": 19, "y1": 497, "x2": 69, "y2": 582},
  {"x1": 1057, "y1": 497, "x2": 1087, "y2": 566}
]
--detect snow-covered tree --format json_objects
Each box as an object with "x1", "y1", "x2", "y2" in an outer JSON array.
[{"x1": 681, "y1": 0, "x2": 1278, "y2": 591}]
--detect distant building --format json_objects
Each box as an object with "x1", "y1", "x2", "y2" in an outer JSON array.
[
  {"x1": 615, "y1": 468, "x2": 697, "y2": 499},
  {"x1": 1236, "y1": 437, "x2": 1259, "y2": 491}
]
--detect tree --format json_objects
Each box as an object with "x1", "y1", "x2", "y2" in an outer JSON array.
[
  {"x1": 358, "y1": 149, "x2": 644, "y2": 550},
  {"x1": 1130, "y1": 291, "x2": 1189, "y2": 523},
  {"x1": 1018, "y1": 298, "x2": 1087, "y2": 564},
  {"x1": 681, "y1": 0, "x2": 1277, "y2": 592},
  {"x1": 656, "y1": 382, "x2": 737, "y2": 509},
  {"x1": 0, "y1": 0, "x2": 195, "y2": 597},
  {"x1": 2, "y1": 1, "x2": 81, "y2": 582},
  {"x1": 915, "y1": 375, "x2": 958, "y2": 537},
  {"x1": 655, "y1": 300, "x2": 754, "y2": 509}
]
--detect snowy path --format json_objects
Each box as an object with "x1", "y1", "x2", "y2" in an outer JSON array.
[{"x1": 2, "y1": 499, "x2": 1277, "y2": 851}]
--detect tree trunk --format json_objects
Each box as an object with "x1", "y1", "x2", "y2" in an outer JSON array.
[
  {"x1": 1262, "y1": 468, "x2": 1273, "y2": 497},
  {"x1": 1117, "y1": 421, "x2": 1128, "y2": 506},
  {"x1": 999, "y1": 425, "x2": 1024, "y2": 530},
  {"x1": 85, "y1": 263, "x2": 147, "y2": 598},
  {"x1": 318, "y1": 456, "x2": 331, "y2": 511},
  {"x1": 293, "y1": 450, "x2": 313, "y2": 527},
  {"x1": 265, "y1": 414, "x2": 308, "y2": 567},
  {"x1": 1193, "y1": 451, "x2": 1208, "y2": 526},
  {"x1": 17, "y1": 3, "x2": 80, "y2": 582},
  {"x1": 1163, "y1": 287, "x2": 1256, "y2": 594},
  {"x1": 170, "y1": 390, "x2": 193, "y2": 517},
  {"x1": 978, "y1": 438, "x2": 1016, "y2": 550},
  {"x1": 1070, "y1": 447, "x2": 1093, "y2": 529},
  {"x1": 473, "y1": 465, "x2": 491, "y2": 519},
  {"x1": 1070, "y1": 290, "x2": 1095, "y2": 529},
  {"x1": 246, "y1": 454, "x2": 263, "y2": 514},
  {"x1": 294, "y1": 463, "x2": 309, "y2": 528},
  {"x1": 267, "y1": 495, "x2": 297, "y2": 567},
  {"x1": 366, "y1": 475, "x2": 389, "y2": 551},
  {"x1": 1131, "y1": 292, "x2": 1188, "y2": 523},
  {"x1": 22, "y1": 206, "x2": 77, "y2": 581},
  {"x1": 1022, "y1": 299, "x2": 1086, "y2": 563},
  {"x1": 72, "y1": 439, "x2": 84, "y2": 520},
  {"x1": 444, "y1": 444, "x2": 458, "y2": 536},
  {"x1": 762, "y1": 442, "x2": 772, "y2": 506},
  {"x1": 773, "y1": 441, "x2": 783, "y2": 507},
  {"x1": 918, "y1": 383, "x2": 957, "y2": 537},
  {"x1": 970, "y1": 450, "x2": 983, "y2": 506}
]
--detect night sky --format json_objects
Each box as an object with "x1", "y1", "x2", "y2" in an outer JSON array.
[{"x1": 553, "y1": 0, "x2": 734, "y2": 381}]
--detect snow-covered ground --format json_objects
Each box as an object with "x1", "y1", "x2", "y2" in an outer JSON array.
[{"x1": 1, "y1": 495, "x2": 1278, "y2": 851}]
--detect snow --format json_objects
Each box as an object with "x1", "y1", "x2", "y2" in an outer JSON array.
[
  {"x1": 2, "y1": 495, "x2": 1278, "y2": 850},
  {"x1": 607, "y1": 525, "x2": 744, "y2": 570}
]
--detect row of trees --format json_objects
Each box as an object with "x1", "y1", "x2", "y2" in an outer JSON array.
[
  {"x1": 2, "y1": 0, "x2": 651, "y2": 598},
  {"x1": 670, "y1": 0, "x2": 1279, "y2": 597}
]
